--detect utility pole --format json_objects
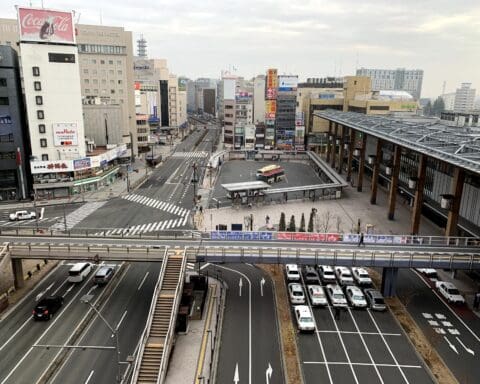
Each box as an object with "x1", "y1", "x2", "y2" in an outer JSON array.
[
  {"x1": 192, "y1": 162, "x2": 198, "y2": 205},
  {"x1": 63, "y1": 203, "x2": 67, "y2": 232}
]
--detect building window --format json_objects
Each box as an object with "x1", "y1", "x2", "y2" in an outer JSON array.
[
  {"x1": 110, "y1": 79, "x2": 114, "y2": 85},
  {"x1": 92, "y1": 59, "x2": 97, "y2": 64},
  {"x1": 102, "y1": 79, "x2": 106, "y2": 84},
  {"x1": 32, "y1": 66, "x2": 40, "y2": 76},
  {"x1": 92, "y1": 69, "x2": 97, "y2": 75},
  {"x1": 109, "y1": 70, "x2": 114, "y2": 75},
  {"x1": 0, "y1": 78, "x2": 6, "y2": 87},
  {"x1": 40, "y1": 138, "x2": 47, "y2": 147},
  {"x1": 117, "y1": 70, "x2": 122, "y2": 75},
  {"x1": 84, "y1": 79, "x2": 89, "y2": 84},
  {"x1": 34, "y1": 81, "x2": 41, "y2": 91},
  {"x1": 37, "y1": 110, "x2": 44, "y2": 119},
  {"x1": 38, "y1": 124, "x2": 46, "y2": 133},
  {"x1": 0, "y1": 97, "x2": 9, "y2": 105},
  {"x1": 100, "y1": 60, "x2": 105, "y2": 64},
  {"x1": 85, "y1": 89, "x2": 90, "y2": 93},
  {"x1": 83, "y1": 69, "x2": 89, "y2": 74},
  {"x1": 35, "y1": 96, "x2": 43, "y2": 105},
  {"x1": 93, "y1": 89, "x2": 98, "y2": 94},
  {"x1": 109, "y1": 60, "x2": 113, "y2": 65},
  {"x1": 41, "y1": 154, "x2": 49, "y2": 161},
  {"x1": 118, "y1": 80, "x2": 122, "y2": 85},
  {"x1": 117, "y1": 60, "x2": 121, "y2": 65},
  {"x1": 111, "y1": 89, "x2": 115, "y2": 94}
]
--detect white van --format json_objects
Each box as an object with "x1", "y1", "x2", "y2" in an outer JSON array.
[
  {"x1": 68, "y1": 262, "x2": 92, "y2": 283},
  {"x1": 285, "y1": 264, "x2": 300, "y2": 281},
  {"x1": 294, "y1": 305, "x2": 315, "y2": 332}
]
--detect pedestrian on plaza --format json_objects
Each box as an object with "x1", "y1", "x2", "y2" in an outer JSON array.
[
  {"x1": 474, "y1": 291, "x2": 480, "y2": 311},
  {"x1": 358, "y1": 232, "x2": 365, "y2": 247},
  {"x1": 334, "y1": 306, "x2": 341, "y2": 320},
  {"x1": 266, "y1": 215, "x2": 270, "y2": 225}
]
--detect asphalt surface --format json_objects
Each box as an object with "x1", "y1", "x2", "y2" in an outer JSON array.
[
  {"x1": 210, "y1": 263, "x2": 284, "y2": 384},
  {"x1": 397, "y1": 269, "x2": 480, "y2": 384}
]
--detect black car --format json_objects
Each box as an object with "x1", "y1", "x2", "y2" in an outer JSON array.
[
  {"x1": 33, "y1": 296, "x2": 63, "y2": 320},
  {"x1": 302, "y1": 265, "x2": 321, "y2": 285}
]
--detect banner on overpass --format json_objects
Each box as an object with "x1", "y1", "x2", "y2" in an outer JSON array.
[
  {"x1": 277, "y1": 232, "x2": 340, "y2": 242},
  {"x1": 211, "y1": 231, "x2": 274, "y2": 241}
]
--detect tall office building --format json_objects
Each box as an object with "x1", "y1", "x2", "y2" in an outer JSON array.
[
  {"x1": 454, "y1": 83, "x2": 476, "y2": 113},
  {"x1": 356, "y1": 67, "x2": 423, "y2": 100},
  {"x1": 253, "y1": 75, "x2": 265, "y2": 124},
  {"x1": 275, "y1": 75, "x2": 298, "y2": 149}
]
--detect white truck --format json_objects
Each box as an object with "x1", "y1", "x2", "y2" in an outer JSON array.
[
  {"x1": 9, "y1": 210, "x2": 36, "y2": 221},
  {"x1": 435, "y1": 281, "x2": 465, "y2": 304}
]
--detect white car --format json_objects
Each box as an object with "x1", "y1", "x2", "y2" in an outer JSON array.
[
  {"x1": 294, "y1": 305, "x2": 315, "y2": 332},
  {"x1": 344, "y1": 285, "x2": 368, "y2": 308},
  {"x1": 285, "y1": 264, "x2": 300, "y2": 282},
  {"x1": 435, "y1": 281, "x2": 465, "y2": 304},
  {"x1": 335, "y1": 266, "x2": 354, "y2": 286},
  {"x1": 416, "y1": 268, "x2": 438, "y2": 280},
  {"x1": 307, "y1": 285, "x2": 328, "y2": 306},
  {"x1": 352, "y1": 267, "x2": 372, "y2": 286},
  {"x1": 9, "y1": 210, "x2": 36, "y2": 221},
  {"x1": 288, "y1": 283, "x2": 305, "y2": 304},
  {"x1": 317, "y1": 265, "x2": 336, "y2": 284},
  {"x1": 325, "y1": 284, "x2": 348, "y2": 307}
]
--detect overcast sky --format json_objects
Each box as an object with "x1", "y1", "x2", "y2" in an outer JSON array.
[{"x1": 4, "y1": 0, "x2": 479, "y2": 98}]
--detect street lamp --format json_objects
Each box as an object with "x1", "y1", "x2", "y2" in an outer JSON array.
[
  {"x1": 104, "y1": 113, "x2": 109, "y2": 145},
  {"x1": 81, "y1": 294, "x2": 122, "y2": 383}
]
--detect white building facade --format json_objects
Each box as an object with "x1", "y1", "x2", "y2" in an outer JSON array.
[{"x1": 454, "y1": 83, "x2": 476, "y2": 113}]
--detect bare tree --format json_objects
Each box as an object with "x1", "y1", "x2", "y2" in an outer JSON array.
[
  {"x1": 335, "y1": 215, "x2": 343, "y2": 233},
  {"x1": 319, "y1": 211, "x2": 332, "y2": 233}
]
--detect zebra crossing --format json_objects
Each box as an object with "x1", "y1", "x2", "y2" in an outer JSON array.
[
  {"x1": 50, "y1": 201, "x2": 107, "y2": 230},
  {"x1": 122, "y1": 194, "x2": 189, "y2": 217},
  {"x1": 0, "y1": 216, "x2": 62, "y2": 227},
  {"x1": 91, "y1": 214, "x2": 190, "y2": 236},
  {"x1": 171, "y1": 151, "x2": 209, "y2": 159}
]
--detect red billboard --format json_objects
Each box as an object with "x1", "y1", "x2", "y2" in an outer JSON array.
[{"x1": 18, "y1": 7, "x2": 75, "y2": 44}]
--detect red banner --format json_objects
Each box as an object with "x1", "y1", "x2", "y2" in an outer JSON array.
[
  {"x1": 277, "y1": 232, "x2": 340, "y2": 242},
  {"x1": 18, "y1": 7, "x2": 75, "y2": 44}
]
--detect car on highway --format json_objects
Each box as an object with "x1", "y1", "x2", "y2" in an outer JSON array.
[
  {"x1": 307, "y1": 285, "x2": 328, "y2": 306},
  {"x1": 302, "y1": 265, "x2": 321, "y2": 285},
  {"x1": 285, "y1": 264, "x2": 301, "y2": 282},
  {"x1": 416, "y1": 268, "x2": 438, "y2": 280},
  {"x1": 351, "y1": 267, "x2": 372, "y2": 286},
  {"x1": 68, "y1": 262, "x2": 92, "y2": 283},
  {"x1": 288, "y1": 283, "x2": 305, "y2": 304},
  {"x1": 344, "y1": 285, "x2": 368, "y2": 308},
  {"x1": 33, "y1": 296, "x2": 63, "y2": 320},
  {"x1": 294, "y1": 305, "x2": 315, "y2": 332},
  {"x1": 364, "y1": 289, "x2": 387, "y2": 311},
  {"x1": 334, "y1": 266, "x2": 354, "y2": 286},
  {"x1": 435, "y1": 281, "x2": 465, "y2": 304},
  {"x1": 9, "y1": 210, "x2": 36, "y2": 221},
  {"x1": 317, "y1": 265, "x2": 336, "y2": 284},
  {"x1": 93, "y1": 266, "x2": 115, "y2": 285},
  {"x1": 325, "y1": 284, "x2": 348, "y2": 307}
]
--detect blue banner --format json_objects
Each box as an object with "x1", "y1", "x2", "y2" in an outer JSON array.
[{"x1": 210, "y1": 231, "x2": 274, "y2": 241}]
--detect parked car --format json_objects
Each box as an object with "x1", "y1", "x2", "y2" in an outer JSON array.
[
  {"x1": 93, "y1": 266, "x2": 115, "y2": 285},
  {"x1": 364, "y1": 289, "x2": 387, "y2": 311},
  {"x1": 334, "y1": 266, "x2": 354, "y2": 286},
  {"x1": 344, "y1": 285, "x2": 368, "y2": 308},
  {"x1": 435, "y1": 281, "x2": 465, "y2": 304},
  {"x1": 285, "y1": 264, "x2": 301, "y2": 282},
  {"x1": 288, "y1": 283, "x2": 305, "y2": 304},
  {"x1": 317, "y1": 265, "x2": 337, "y2": 284},
  {"x1": 307, "y1": 285, "x2": 328, "y2": 306},
  {"x1": 294, "y1": 305, "x2": 315, "y2": 332},
  {"x1": 325, "y1": 284, "x2": 348, "y2": 307},
  {"x1": 302, "y1": 265, "x2": 321, "y2": 285},
  {"x1": 351, "y1": 267, "x2": 372, "y2": 286},
  {"x1": 9, "y1": 210, "x2": 36, "y2": 221},
  {"x1": 416, "y1": 268, "x2": 438, "y2": 280},
  {"x1": 33, "y1": 296, "x2": 63, "y2": 320}
]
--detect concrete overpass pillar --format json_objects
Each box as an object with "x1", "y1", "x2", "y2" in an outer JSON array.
[
  {"x1": 331, "y1": 122, "x2": 338, "y2": 169},
  {"x1": 445, "y1": 167, "x2": 465, "y2": 236},
  {"x1": 338, "y1": 125, "x2": 345, "y2": 174},
  {"x1": 411, "y1": 154, "x2": 427, "y2": 234},
  {"x1": 381, "y1": 267, "x2": 398, "y2": 298},
  {"x1": 326, "y1": 121, "x2": 333, "y2": 163},
  {"x1": 356, "y1": 134, "x2": 367, "y2": 192},
  {"x1": 11, "y1": 259, "x2": 25, "y2": 289},
  {"x1": 346, "y1": 128, "x2": 355, "y2": 182},
  {"x1": 388, "y1": 145, "x2": 402, "y2": 220},
  {"x1": 370, "y1": 139, "x2": 383, "y2": 204}
]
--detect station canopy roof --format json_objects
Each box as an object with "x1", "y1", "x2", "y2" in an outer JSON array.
[{"x1": 315, "y1": 110, "x2": 480, "y2": 175}]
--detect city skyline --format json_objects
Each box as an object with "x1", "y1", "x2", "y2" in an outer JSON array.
[{"x1": 2, "y1": 0, "x2": 479, "y2": 98}]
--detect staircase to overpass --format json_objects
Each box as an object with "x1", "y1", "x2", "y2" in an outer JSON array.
[{"x1": 131, "y1": 248, "x2": 186, "y2": 384}]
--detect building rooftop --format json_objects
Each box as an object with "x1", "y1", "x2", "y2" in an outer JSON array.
[{"x1": 315, "y1": 110, "x2": 480, "y2": 175}]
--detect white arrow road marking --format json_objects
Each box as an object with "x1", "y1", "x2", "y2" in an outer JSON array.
[
  {"x1": 84, "y1": 370, "x2": 94, "y2": 384},
  {"x1": 87, "y1": 285, "x2": 98, "y2": 295},
  {"x1": 39, "y1": 207, "x2": 45, "y2": 220},
  {"x1": 239, "y1": 278, "x2": 243, "y2": 297},
  {"x1": 456, "y1": 337, "x2": 475, "y2": 355},
  {"x1": 260, "y1": 277, "x2": 265, "y2": 297},
  {"x1": 35, "y1": 282, "x2": 55, "y2": 302},
  {"x1": 266, "y1": 363, "x2": 273, "y2": 384},
  {"x1": 233, "y1": 363, "x2": 239, "y2": 384},
  {"x1": 444, "y1": 336, "x2": 458, "y2": 354}
]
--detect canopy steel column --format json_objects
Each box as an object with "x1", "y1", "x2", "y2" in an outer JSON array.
[
  {"x1": 381, "y1": 267, "x2": 398, "y2": 297},
  {"x1": 326, "y1": 121, "x2": 332, "y2": 163},
  {"x1": 338, "y1": 125, "x2": 345, "y2": 174},
  {"x1": 370, "y1": 139, "x2": 383, "y2": 204},
  {"x1": 346, "y1": 128, "x2": 355, "y2": 182},
  {"x1": 445, "y1": 168, "x2": 465, "y2": 236},
  {"x1": 11, "y1": 259, "x2": 24, "y2": 289},
  {"x1": 331, "y1": 122, "x2": 338, "y2": 169},
  {"x1": 356, "y1": 133, "x2": 367, "y2": 192},
  {"x1": 388, "y1": 145, "x2": 402, "y2": 220},
  {"x1": 411, "y1": 154, "x2": 427, "y2": 235}
]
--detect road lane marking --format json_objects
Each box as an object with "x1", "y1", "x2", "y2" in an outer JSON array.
[
  {"x1": 0, "y1": 317, "x2": 32, "y2": 352},
  {"x1": 137, "y1": 272, "x2": 149, "y2": 290},
  {"x1": 316, "y1": 330, "x2": 401, "y2": 336},
  {"x1": 304, "y1": 361, "x2": 422, "y2": 368},
  {"x1": 84, "y1": 370, "x2": 94, "y2": 384},
  {"x1": 113, "y1": 310, "x2": 128, "y2": 337}
]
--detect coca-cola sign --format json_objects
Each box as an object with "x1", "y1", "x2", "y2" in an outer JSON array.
[{"x1": 18, "y1": 7, "x2": 75, "y2": 44}]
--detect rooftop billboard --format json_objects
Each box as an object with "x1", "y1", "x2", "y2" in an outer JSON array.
[
  {"x1": 18, "y1": 7, "x2": 75, "y2": 44},
  {"x1": 278, "y1": 75, "x2": 298, "y2": 92}
]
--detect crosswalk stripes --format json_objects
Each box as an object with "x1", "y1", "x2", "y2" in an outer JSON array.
[
  {"x1": 186, "y1": 262, "x2": 195, "y2": 270},
  {"x1": 122, "y1": 193, "x2": 189, "y2": 217},
  {"x1": 0, "y1": 216, "x2": 62, "y2": 227},
  {"x1": 50, "y1": 201, "x2": 107, "y2": 230},
  {"x1": 171, "y1": 151, "x2": 209, "y2": 159}
]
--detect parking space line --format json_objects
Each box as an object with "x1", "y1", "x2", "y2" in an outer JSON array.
[{"x1": 366, "y1": 309, "x2": 410, "y2": 383}]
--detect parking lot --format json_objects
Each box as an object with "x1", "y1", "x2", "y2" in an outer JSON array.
[{"x1": 288, "y1": 266, "x2": 435, "y2": 384}]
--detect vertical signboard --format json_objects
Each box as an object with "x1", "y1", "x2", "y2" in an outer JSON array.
[
  {"x1": 53, "y1": 122, "x2": 78, "y2": 146},
  {"x1": 266, "y1": 68, "x2": 278, "y2": 100},
  {"x1": 18, "y1": 7, "x2": 75, "y2": 44},
  {"x1": 265, "y1": 100, "x2": 277, "y2": 119}
]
